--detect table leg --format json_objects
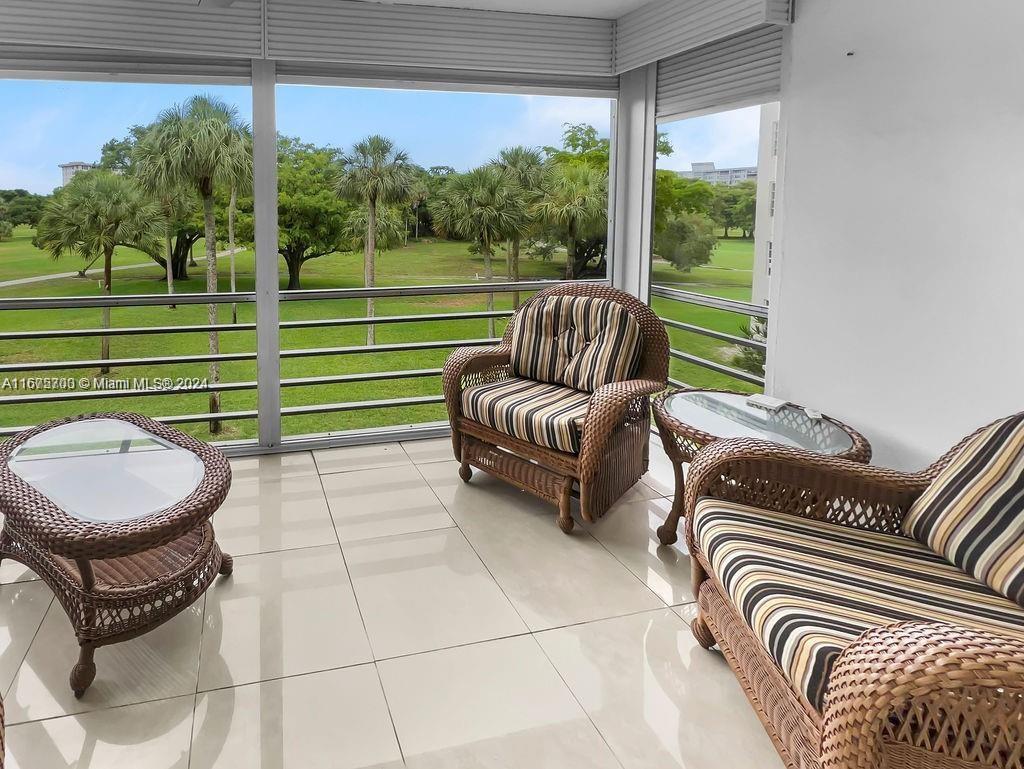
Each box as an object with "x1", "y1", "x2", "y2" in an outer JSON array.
[
  {"x1": 656, "y1": 461, "x2": 686, "y2": 546},
  {"x1": 218, "y1": 551, "x2": 234, "y2": 576}
]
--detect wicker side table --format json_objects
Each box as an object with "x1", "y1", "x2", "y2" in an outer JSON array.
[
  {"x1": 0, "y1": 412, "x2": 233, "y2": 697},
  {"x1": 652, "y1": 389, "x2": 871, "y2": 546}
]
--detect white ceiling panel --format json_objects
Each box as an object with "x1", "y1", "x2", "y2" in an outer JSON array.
[{"x1": 353, "y1": 0, "x2": 654, "y2": 19}]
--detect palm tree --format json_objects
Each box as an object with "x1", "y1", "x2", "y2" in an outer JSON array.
[
  {"x1": 535, "y1": 163, "x2": 608, "y2": 279},
  {"x1": 227, "y1": 132, "x2": 253, "y2": 324},
  {"x1": 408, "y1": 178, "x2": 429, "y2": 241},
  {"x1": 143, "y1": 95, "x2": 251, "y2": 432},
  {"x1": 35, "y1": 171, "x2": 163, "y2": 373},
  {"x1": 336, "y1": 135, "x2": 414, "y2": 345},
  {"x1": 491, "y1": 146, "x2": 544, "y2": 307},
  {"x1": 433, "y1": 167, "x2": 529, "y2": 337}
]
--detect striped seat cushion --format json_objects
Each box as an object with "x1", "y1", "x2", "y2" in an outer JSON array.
[
  {"x1": 461, "y1": 377, "x2": 590, "y2": 454},
  {"x1": 694, "y1": 500, "x2": 1024, "y2": 712},
  {"x1": 510, "y1": 295, "x2": 642, "y2": 392},
  {"x1": 903, "y1": 414, "x2": 1024, "y2": 606}
]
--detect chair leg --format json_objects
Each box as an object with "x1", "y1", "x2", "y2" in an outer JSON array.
[
  {"x1": 70, "y1": 645, "x2": 96, "y2": 698},
  {"x1": 692, "y1": 612, "x2": 716, "y2": 650},
  {"x1": 219, "y1": 552, "x2": 234, "y2": 576},
  {"x1": 458, "y1": 462, "x2": 472, "y2": 483},
  {"x1": 557, "y1": 481, "x2": 574, "y2": 534}
]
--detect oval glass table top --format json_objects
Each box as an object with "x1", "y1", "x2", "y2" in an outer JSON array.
[
  {"x1": 7, "y1": 417, "x2": 204, "y2": 523},
  {"x1": 663, "y1": 391, "x2": 855, "y2": 455}
]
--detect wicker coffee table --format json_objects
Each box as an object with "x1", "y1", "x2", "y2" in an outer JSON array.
[
  {"x1": 0, "y1": 412, "x2": 233, "y2": 696},
  {"x1": 653, "y1": 388, "x2": 871, "y2": 546}
]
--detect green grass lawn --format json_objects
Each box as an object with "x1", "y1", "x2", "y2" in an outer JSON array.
[{"x1": 0, "y1": 232, "x2": 759, "y2": 441}]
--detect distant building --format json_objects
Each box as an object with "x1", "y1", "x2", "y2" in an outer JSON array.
[
  {"x1": 59, "y1": 162, "x2": 95, "y2": 186},
  {"x1": 679, "y1": 162, "x2": 757, "y2": 186}
]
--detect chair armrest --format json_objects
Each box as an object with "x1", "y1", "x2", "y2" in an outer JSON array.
[
  {"x1": 683, "y1": 439, "x2": 932, "y2": 552},
  {"x1": 578, "y1": 379, "x2": 664, "y2": 480},
  {"x1": 820, "y1": 622, "x2": 1024, "y2": 769},
  {"x1": 441, "y1": 344, "x2": 512, "y2": 420}
]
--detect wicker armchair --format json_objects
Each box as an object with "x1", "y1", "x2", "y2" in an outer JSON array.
[
  {"x1": 684, "y1": 420, "x2": 1024, "y2": 769},
  {"x1": 442, "y1": 283, "x2": 668, "y2": 533}
]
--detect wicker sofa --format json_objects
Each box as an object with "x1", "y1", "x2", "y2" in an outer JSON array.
[
  {"x1": 442, "y1": 283, "x2": 668, "y2": 533},
  {"x1": 683, "y1": 414, "x2": 1024, "y2": 769}
]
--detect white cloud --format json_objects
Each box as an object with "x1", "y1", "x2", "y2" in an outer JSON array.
[{"x1": 658, "y1": 105, "x2": 762, "y2": 172}]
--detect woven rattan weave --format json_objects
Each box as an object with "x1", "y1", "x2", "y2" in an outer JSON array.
[
  {"x1": 0, "y1": 412, "x2": 233, "y2": 696},
  {"x1": 683, "y1": 422, "x2": 1024, "y2": 769},
  {"x1": 443, "y1": 283, "x2": 669, "y2": 533},
  {"x1": 652, "y1": 388, "x2": 871, "y2": 546}
]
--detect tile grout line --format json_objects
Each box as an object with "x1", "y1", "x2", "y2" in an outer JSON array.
[
  {"x1": 3, "y1": 590, "x2": 54, "y2": 703},
  {"x1": 314, "y1": 446, "x2": 408, "y2": 765}
]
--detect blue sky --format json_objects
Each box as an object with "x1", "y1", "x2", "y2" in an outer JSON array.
[{"x1": 0, "y1": 79, "x2": 760, "y2": 194}]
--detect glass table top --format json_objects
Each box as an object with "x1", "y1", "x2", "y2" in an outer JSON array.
[
  {"x1": 663, "y1": 391, "x2": 855, "y2": 455},
  {"x1": 7, "y1": 418, "x2": 204, "y2": 523}
]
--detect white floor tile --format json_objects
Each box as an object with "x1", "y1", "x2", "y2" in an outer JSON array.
[
  {"x1": 5, "y1": 695, "x2": 195, "y2": 769},
  {"x1": 589, "y1": 496, "x2": 693, "y2": 606},
  {"x1": 198, "y1": 546, "x2": 371, "y2": 691},
  {"x1": 536, "y1": 610, "x2": 783, "y2": 769},
  {"x1": 378, "y1": 635, "x2": 620, "y2": 768},
  {"x1": 0, "y1": 560, "x2": 39, "y2": 586},
  {"x1": 213, "y1": 470, "x2": 338, "y2": 557},
  {"x1": 313, "y1": 443, "x2": 411, "y2": 475},
  {"x1": 229, "y1": 452, "x2": 319, "y2": 482},
  {"x1": 419, "y1": 462, "x2": 663, "y2": 630},
  {"x1": 6, "y1": 601, "x2": 203, "y2": 724},
  {"x1": 400, "y1": 438, "x2": 454, "y2": 465},
  {"x1": 0, "y1": 580, "x2": 52, "y2": 695},
  {"x1": 191, "y1": 666, "x2": 403, "y2": 769},
  {"x1": 321, "y1": 465, "x2": 454, "y2": 543},
  {"x1": 344, "y1": 528, "x2": 526, "y2": 659},
  {"x1": 642, "y1": 439, "x2": 679, "y2": 498}
]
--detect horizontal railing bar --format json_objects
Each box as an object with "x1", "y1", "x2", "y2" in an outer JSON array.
[
  {"x1": 669, "y1": 348, "x2": 765, "y2": 387},
  {"x1": 279, "y1": 278, "x2": 606, "y2": 302},
  {"x1": 659, "y1": 316, "x2": 766, "y2": 351},
  {"x1": 280, "y1": 395, "x2": 445, "y2": 416},
  {"x1": 0, "y1": 291, "x2": 256, "y2": 311},
  {"x1": 667, "y1": 377, "x2": 688, "y2": 389},
  {"x1": 0, "y1": 311, "x2": 514, "y2": 341},
  {"x1": 0, "y1": 279, "x2": 606, "y2": 312},
  {"x1": 650, "y1": 285, "x2": 768, "y2": 319},
  {"x1": 0, "y1": 368, "x2": 446, "y2": 405},
  {"x1": 0, "y1": 393, "x2": 447, "y2": 436},
  {"x1": 0, "y1": 339, "x2": 497, "y2": 373}
]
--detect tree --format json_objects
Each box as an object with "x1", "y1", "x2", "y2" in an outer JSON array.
[
  {"x1": 653, "y1": 211, "x2": 717, "y2": 272},
  {"x1": 731, "y1": 179, "x2": 757, "y2": 238},
  {"x1": 535, "y1": 163, "x2": 608, "y2": 279},
  {"x1": 142, "y1": 95, "x2": 252, "y2": 432},
  {"x1": 336, "y1": 135, "x2": 414, "y2": 345},
  {"x1": 35, "y1": 171, "x2": 162, "y2": 373},
  {"x1": 343, "y1": 205, "x2": 406, "y2": 332},
  {"x1": 271, "y1": 137, "x2": 349, "y2": 290},
  {"x1": 0, "y1": 220, "x2": 12, "y2": 241},
  {"x1": 434, "y1": 167, "x2": 530, "y2": 336},
  {"x1": 491, "y1": 146, "x2": 544, "y2": 307},
  {"x1": 99, "y1": 125, "x2": 147, "y2": 174},
  {"x1": 407, "y1": 177, "x2": 429, "y2": 241},
  {"x1": 0, "y1": 190, "x2": 47, "y2": 227},
  {"x1": 711, "y1": 184, "x2": 742, "y2": 237}
]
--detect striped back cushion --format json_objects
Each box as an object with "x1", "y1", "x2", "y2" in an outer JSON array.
[
  {"x1": 903, "y1": 414, "x2": 1024, "y2": 606},
  {"x1": 510, "y1": 295, "x2": 642, "y2": 392}
]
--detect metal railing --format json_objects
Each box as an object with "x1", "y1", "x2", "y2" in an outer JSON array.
[
  {"x1": 649, "y1": 284, "x2": 767, "y2": 390},
  {"x1": 0, "y1": 279, "x2": 606, "y2": 440}
]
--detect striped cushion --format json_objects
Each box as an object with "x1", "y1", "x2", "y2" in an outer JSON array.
[
  {"x1": 461, "y1": 377, "x2": 590, "y2": 454},
  {"x1": 694, "y1": 500, "x2": 1024, "y2": 712},
  {"x1": 903, "y1": 414, "x2": 1024, "y2": 606},
  {"x1": 510, "y1": 295, "x2": 642, "y2": 392}
]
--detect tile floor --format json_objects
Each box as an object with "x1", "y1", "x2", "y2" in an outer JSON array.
[{"x1": 0, "y1": 436, "x2": 783, "y2": 769}]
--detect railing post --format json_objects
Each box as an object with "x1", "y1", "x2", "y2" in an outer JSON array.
[{"x1": 252, "y1": 58, "x2": 281, "y2": 448}]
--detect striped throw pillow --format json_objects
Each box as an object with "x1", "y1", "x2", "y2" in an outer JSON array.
[
  {"x1": 510, "y1": 295, "x2": 642, "y2": 393},
  {"x1": 903, "y1": 414, "x2": 1024, "y2": 606}
]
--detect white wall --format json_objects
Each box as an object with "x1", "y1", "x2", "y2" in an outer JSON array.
[{"x1": 769, "y1": 0, "x2": 1024, "y2": 469}]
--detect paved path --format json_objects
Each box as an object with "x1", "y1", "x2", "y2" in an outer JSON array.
[{"x1": 0, "y1": 250, "x2": 242, "y2": 289}]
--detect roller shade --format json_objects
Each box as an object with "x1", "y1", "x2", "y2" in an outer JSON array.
[
  {"x1": 615, "y1": 0, "x2": 791, "y2": 74},
  {"x1": 0, "y1": 44, "x2": 252, "y2": 83},
  {"x1": 0, "y1": 0, "x2": 262, "y2": 60},
  {"x1": 656, "y1": 26, "x2": 783, "y2": 120},
  {"x1": 275, "y1": 60, "x2": 617, "y2": 96},
  {"x1": 267, "y1": 0, "x2": 614, "y2": 76}
]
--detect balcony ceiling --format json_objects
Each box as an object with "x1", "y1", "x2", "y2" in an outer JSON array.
[{"x1": 357, "y1": 0, "x2": 656, "y2": 18}]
